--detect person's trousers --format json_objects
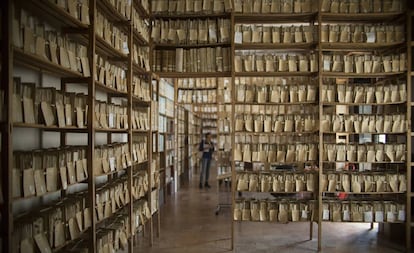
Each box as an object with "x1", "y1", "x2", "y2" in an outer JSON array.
[{"x1": 200, "y1": 158, "x2": 211, "y2": 184}]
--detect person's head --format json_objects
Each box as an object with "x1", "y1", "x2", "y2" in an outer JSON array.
[{"x1": 205, "y1": 133, "x2": 211, "y2": 141}]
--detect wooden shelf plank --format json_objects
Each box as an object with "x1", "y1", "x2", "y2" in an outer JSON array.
[
  {"x1": 238, "y1": 190, "x2": 315, "y2": 194},
  {"x1": 152, "y1": 12, "x2": 230, "y2": 20},
  {"x1": 322, "y1": 191, "x2": 405, "y2": 195},
  {"x1": 51, "y1": 231, "x2": 88, "y2": 253},
  {"x1": 236, "y1": 170, "x2": 318, "y2": 175},
  {"x1": 235, "y1": 42, "x2": 317, "y2": 50},
  {"x1": 94, "y1": 128, "x2": 129, "y2": 133},
  {"x1": 322, "y1": 101, "x2": 406, "y2": 106},
  {"x1": 95, "y1": 81, "x2": 128, "y2": 96},
  {"x1": 323, "y1": 161, "x2": 406, "y2": 164},
  {"x1": 95, "y1": 35, "x2": 129, "y2": 60},
  {"x1": 14, "y1": 48, "x2": 85, "y2": 78},
  {"x1": 233, "y1": 161, "x2": 318, "y2": 165},
  {"x1": 131, "y1": 129, "x2": 150, "y2": 133},
  {"x1": 13, "y1": 122, "x2": 88, "y2": 132},
  {"x1": 234, "y1": 12, "x2": 318, "y2": 23},
  {"x1": 178, "y1": 87, "x2": 217, "y2": 90},
  {"x1": 320, "y1": 12, "x2": 404, "y2": 22},
  {"x1": 19, "y1": 0, "x2": 88, "y2": 29},
  {"x1": 133, "y1": 1, "x2": 150, "y2": 18},
  {"x1": 94, "y1": 167, "x2": 128, "y2": 178},
  {"x1": 133, "y1": 63, "x2": 150, "y2": 75},
  {"x1": 154, "y1": 42, "x2": 231, "y2": 49},
  {"x1": 235, "y1": 131, "x2": 318, "y2": 136},
  {"x1": 235, "y1": 71, "x2": 317, "y2": 77},
  {"x1": 235, "y1": 101, "x2": 317, "y2": 105},
  {"x1": 154, "y1": 72, "x2": 232, "y2": 78},
  {"x1": 321, "y1": 221, "x2": 405, "y2": 224},
  {"x1": 132, "y1": 96, "x2": 151, "y2": 106},
  {"x1": 234, "y1": 220, "x2": 317, "y2": 224},
  {"x1": 321, "y1": 42, "x2": 405, "y2": 51},
  {"x1": 132, "y1": 160, "x2": 149, "y2": 167},
  {"x1": 133, "y1": 30, "x2": 149, "y2": 46},
  {"x1": 322, "y1": 171, "x2": 405, "y2": 175},
  {"x1": 95, "y1": 204, "x2": 130, "y2": 228},
  {"x1": 12, "y1": 182, "x2": 89, "y2": 206},
  {"x1": 321, "y1": 72, "x2": 405, "y2": 78},
  {"x1": 97, "y1": 0, "x2": 129, "y2": 23},
  {"x1": 180, "y1": 102, "x2": 218, "y2": 105},
  {"x1": 323, "y1": 131, "x2": 406, "y2": 135}
]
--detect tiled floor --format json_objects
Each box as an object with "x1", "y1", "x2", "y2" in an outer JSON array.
[{"x1": 135, "y1": 170, "x2": 408, "y2": 253}]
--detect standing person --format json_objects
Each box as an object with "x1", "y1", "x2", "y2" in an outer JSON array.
[{"x1": 199, "y1": 132, "x2": 214, "y2": 189}]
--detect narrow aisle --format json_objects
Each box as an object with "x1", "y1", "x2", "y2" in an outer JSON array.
[{"x1": 137, "y1": 168, "x2": 233, "y2": 253}]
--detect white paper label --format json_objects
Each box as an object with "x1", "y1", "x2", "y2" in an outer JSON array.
[
  {"x1": 375, "y1": 211, "x2": 384, "y2": 222},
  {"x1": 343, "y1": 210, "x2": 350, "y2": 221},
  {"x1": 109, "y1": 157, "x2": 115, "y2": 171},
  {"x1": 209, "y1": 29, "x2": 217, "y2": 39},
  {"x1": 224, "y1": 93, "x2": 230, "y2": 102},
  {"x1": 364, "y1": 211, "x2": 373, "y2": 222},
  {"x1": 234, "y1": 31, "x2": 242, "y2": 43},
  {"x1": 28, "y1": 184, "x2": 35, "y2": 195},
  {"x1": 282, "y1": 79, "x2": 287, "y2": 85},
  {"x1": 323, "y1": 209, "x2": 330, "y2": 220},
  {"x1": 323, "y1": 60, "x2": 331, "y2": 71},
  {"x1": 109, "y1": 113, "x2": 115, "y2": 128},
  {"x1": 387, "y1": 211, "x2": 395, "y2": 222},
  {"x1": 133, "y1": 150, "x2": 138, "y2": 162},
  {"x1": 398, "y1": 210, "x2": 405, "y2": 221},
  {"x1": 73, "y1": 151, "x2": 79, "y2": 161},
  {"x1": 224, "y1": 126, "x2": 229, "y2": 132},
  {"x1": 301, "y1": 210, "x2": 308, "y2": 219},
  {"x1": 366, "y1": 32, "x2": 376, "y2": 43},
  {"x1": 122, "y1": 41, "x2": 129, "y2": 54}
]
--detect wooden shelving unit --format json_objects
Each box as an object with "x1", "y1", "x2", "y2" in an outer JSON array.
[
  {"x1": 407, "y1": 2, "x2": 414, "y2": 249},
  {"x1": 157, "y1": 79, "x2": 176, "y2": 198},
  {"x1": 1, "y1": 0, "x2": 159, "y2": 252},
  {"x1": 231, "y1": 2, "x2": 319, "y2": 248},
  {"x1": 175, "y1": 105, "x2": 190, "y2": 186},
  {"x1": 230, "y1": 0, "x2": 412, "y2": 251},
  {"x1": 1, "y1": 0, "x2": 413, "y2": 252},
  {"x1": 189, "y1": 113, "x2": 202, "y2": 176},
  {"x1": 319, "y1": 0, "x2": 410, "y2": 251}
]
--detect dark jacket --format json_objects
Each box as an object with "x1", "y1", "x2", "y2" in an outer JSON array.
[{"x1": 199, "y1": 139, "x2": 214, "y2": 159}]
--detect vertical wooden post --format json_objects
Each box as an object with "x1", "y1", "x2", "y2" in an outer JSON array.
[
  {"x1": 317, "y1": 0, "x2": 323, "y2": 251},
  {"x1": 88, "y1": 0, "x2": 97, "y2": 252},
  {"x1": 406, "y1": 5, "x2": 412, "y2": 251},
  {"x1": 1, "y1": 1, "x2": 13, "y2": 252},
  {"x1": 127, "y1": 17, "x2": 135, "y2": 253},
  {"x1": 230, "y1": 7, "x2": 236, "y2": 251}
]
